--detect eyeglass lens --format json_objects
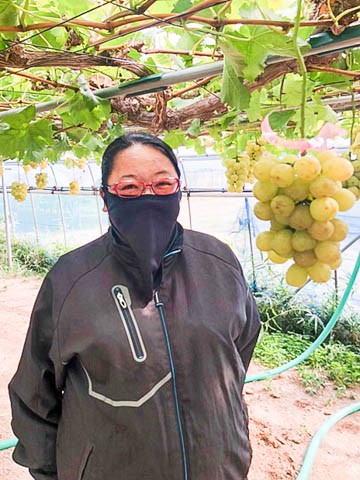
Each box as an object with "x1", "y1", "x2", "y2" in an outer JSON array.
[{"x1": 114, "y1": 178, "x2": 179, "y2": 197}]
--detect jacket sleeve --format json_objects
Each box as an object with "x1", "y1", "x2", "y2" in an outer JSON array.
[
  {"x1": 8, "y1": 273, "x2": 64, "y2": 480},
  {"x1": 234, "y1": 260, "x2": 261, "y2": 372}
]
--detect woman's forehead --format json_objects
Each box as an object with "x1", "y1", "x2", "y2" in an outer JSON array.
[{"x1": 112, "y1": 144, "x2": 177, "y2": 177}]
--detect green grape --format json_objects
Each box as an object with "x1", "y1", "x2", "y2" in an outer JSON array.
[
  {"x1": 270, "y1": 163, "x2": 294, "y2": 188},
  {"x1": 253, "y1": 181, "x2": 278, "y2": 202},
  {"x1": 270, "y1": 195, "x2": 295, "y2": 217},
  {"x1": 289, "y1": 205, "x2": 313, "y2": 230},
  {"x1": 292, "y1": 231, "x2": 317, "y2": 252},
  {"x1": 286, "y1": 264, "x2": 308, "y2": 287}
]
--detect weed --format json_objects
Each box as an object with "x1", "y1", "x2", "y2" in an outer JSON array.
[{"x1": 254, "y1": 331, "x2": 360, "y2": 394}]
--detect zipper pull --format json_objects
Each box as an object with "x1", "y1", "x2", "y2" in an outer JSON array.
[
  {"x1": 154, "y1": 291, "x2": 164, "y2": 308},
  {"x1": 116, "y1": 291, "x2": 127, "y2": 309}
]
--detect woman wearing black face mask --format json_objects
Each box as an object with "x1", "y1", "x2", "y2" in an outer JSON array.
[{"x1": 9, "y1": 133, "x2": 261, "y2": 480}]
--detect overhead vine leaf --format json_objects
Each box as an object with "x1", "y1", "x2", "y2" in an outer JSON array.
[{"x1": 221, "y1": 57, "x2": 250, "y2": 110}]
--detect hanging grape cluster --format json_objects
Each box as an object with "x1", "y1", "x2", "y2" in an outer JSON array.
[
  {"x1": 343, "y1": 124, "x2": 360, "y2": 200},
  {"x1": 223, "y1": 139, "x2": 265, "y2": 192},
  {"x1": 64, "y1": 156, "x2": 87, "y2": 170},
  {"x1": 254, "y1": 149, "x2": 355, "y2": 287},
  {"x1": 11, "y1": 182, "x2": 28, "y2": 202},
  {"x1": 245, "y1": 139, "x2": 266, "y2": 184},
  {"x1": 35, "y1": 173, "x2": 48, "y2": 189},
  {"x1": 223, "y1": 155, "x2": 250, "y2": 192},
  {"x1": 69, "y1": 180, "x2": 80, "y2": 195}
]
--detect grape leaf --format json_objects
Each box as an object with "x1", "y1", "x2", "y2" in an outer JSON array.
[
  {"x1": 73, "y1": 144, "x2": 90, "y2": 159},
  {"x1": 221, "y1": 111, "x2": 238, "y2": 129},
  {"x1": 81, "y1": 132, "x2": 105, "y2": 151},
  {"x1": 0, "y1": 0, "x2": 18, "y2": 26},
  {"x1": 0, "y1": 106, "x2": 37, "y2": 159},
  {"x1": 221, "y1": 57, "x2": 250, "y2": 110},
  {"x1": 293, "y1": 103, "x2": 337, "y2": 136},
  {"x1": 1, "y1": 105, "x2": 36, "y2": 128},
  {"x1": 221, "y1": 26, "x2": 309, "y2": 83},
  {"x1": 59, "y1": 91, "x2": 111, "y2": 131},
  {"x1": 219, "y1": 40, "x2": 245, "y2": 77},
  {"x1": 57, "y1": 0, "x2": 93, "y2": 16},
  {"x1": 246, "y1": 89, "x2": 268, "y2": 122},
  {"x1": 283, "y1": 74, "x2": 312, "y2": 107},
  {"x1": 163, "y1": 130, "x2": 186, "y2": 149},
  {"x1": 176, "y1": 30, "x2": 201, "y2": 50},
  {"x1": 20, "y1": 118, "x2": 54, "y2": 162},
  {"x1": 186, "y1": 118, "x2": 201, "y2": 137},
  {"x1": 172, "y1": 0, "x2": 192, "y2": 12},
  {"x1": 269, "y1": 110, "x2": 295, "y2": 132}
]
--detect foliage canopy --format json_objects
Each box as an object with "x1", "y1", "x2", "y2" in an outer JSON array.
[{"x1": 0, "y1": 0, "x2": 360, "y2": 164}]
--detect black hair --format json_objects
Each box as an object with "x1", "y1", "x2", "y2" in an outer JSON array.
[{"x1": 101, "y1": 132, "x2": 181, "y2": 186}]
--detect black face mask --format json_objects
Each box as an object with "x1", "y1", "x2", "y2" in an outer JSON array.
[{"x1": 103, "y1": 190, "x2": 181, "y2": 286}]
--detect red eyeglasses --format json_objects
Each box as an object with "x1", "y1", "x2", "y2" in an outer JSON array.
[{"x1": 104, "y1": 177, "x2": 180, "y2": 198}]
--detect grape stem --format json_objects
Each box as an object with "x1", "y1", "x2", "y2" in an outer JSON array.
[{"x1": 293, "y1": 0, "x2": 307, "y2": 139}]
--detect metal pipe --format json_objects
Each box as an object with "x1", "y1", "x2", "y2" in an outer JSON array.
[
  {"x1": 0, "y1": 62, "x2": 224, "y2": 120},
  {"x1": 1, "y1": 164, "x2": 13, "y2": 268},
  {"x1": 24, "y1": 172, "x2": 39, "y2": 247},
  {"x1": 0, "y1": 187, "x2": 255, "y2": 198},
  {"x1": 87, "y1": 163, "x2": 103, "y2": 235},
  {"x1": 50, "y1": 164, "x2": 67, "y2": 247}
]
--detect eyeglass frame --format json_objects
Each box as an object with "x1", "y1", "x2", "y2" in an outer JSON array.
[{"x1": 101, "y1": 176, "x2": 181, "y2": 198}]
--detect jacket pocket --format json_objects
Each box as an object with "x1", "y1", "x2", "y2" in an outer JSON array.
[
  {"x1": 78, "y1": 442, "x2": 94, "y2": 480},
  {"x1": 111, "y1": 285, "x2": 147, "y2": 363}
]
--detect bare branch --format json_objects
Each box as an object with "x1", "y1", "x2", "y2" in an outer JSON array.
[
  {"x1": 0, "y1": 46, "x2": 153, "y2": 77},
  {"x1": 5, "y1": 68, "x2": 78, "y2": 91}
]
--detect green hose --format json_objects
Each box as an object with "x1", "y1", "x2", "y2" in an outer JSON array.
[
  {"x1": 0, "y1": 438, "x2": 17, "y2": 450},
  {"x1": 245, "y1": 249, "x2": 360, "y2": 383},
  {"x1": 296, "y1": 402, "x2": 360, "y2": 480}
]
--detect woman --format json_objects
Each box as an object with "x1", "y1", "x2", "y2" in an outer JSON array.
[{"x1": 9, "y1": 133, "x2": 261, "y2": 480}]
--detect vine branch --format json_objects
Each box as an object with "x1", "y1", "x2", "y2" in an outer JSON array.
[
  {"x1": 293, "y1": 0, "x2": 307, "y2": 138},
  {"x1": 0, "y1": 17, "x2": 333, "y2": 33}
]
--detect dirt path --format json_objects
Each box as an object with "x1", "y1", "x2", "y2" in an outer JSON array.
[{"x1": 0, "y1": 275, "x2": 359, "y2": 479}]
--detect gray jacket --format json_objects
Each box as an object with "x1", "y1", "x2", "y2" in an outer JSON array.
[{"x1": 9, "y1": 224, "x2": 260, "y2": 480}]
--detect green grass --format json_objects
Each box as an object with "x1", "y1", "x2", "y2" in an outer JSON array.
[
  {"x1": 254, "y1": 331, "x2": 360, "y2": 395},
  {"x1": 252, "y1": 277, "x2": 360, "y2": 350},
  {"x1": 0, "y1": 222, "x2": 72, "y2": 277}
]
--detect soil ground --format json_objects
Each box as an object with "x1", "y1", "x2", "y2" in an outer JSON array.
[{"x1": 0, "y1": 275, "x2": 359, "y2": 479}]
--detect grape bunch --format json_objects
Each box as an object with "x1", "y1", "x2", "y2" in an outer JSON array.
[
  {"x1": 40, "y1": 159, "x2": 48, "y2": 170},
  {"x1": 76, "y1": 158, "x2": 87, "y2": 169},
  {"x1": 35, "y1": 173, "x2": 48, "y2": 189},
  {"x1": 223, "y1": 155, "x2": 250, "y2": 193},
  {"x1": 351, "y1": 124, "x2": 360, "y2": 157},
  {"x1": 0, "y1": 162, "x2": 3, "y2": 176},
  {"x1": 11, "y1": 182, "x2": 28, "y2": 202},
  {"x1": 23, "y1": 164, "x2": 31, "y2": 173},
  {"x1": 254, "y1": 149, "x2": 355, "y2": 287},
  {"x1": 343, "y1": 160, "x2": 360, "y2": 200},
  {"x1": 69, "y1": 180, "x2": 80, "y2": 195},
  {"x1": 245, "y1": 139, "x2": 266, "y2": 183},
  {"x1": 64, "y1": 156, "x2": 76, "y2": 168}
]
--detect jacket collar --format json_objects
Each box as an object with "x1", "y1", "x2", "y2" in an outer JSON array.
[{"x1": 106, "y1": 222, "x2": 184, "y2": 304}]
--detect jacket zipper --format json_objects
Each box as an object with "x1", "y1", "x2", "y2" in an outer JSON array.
[
  {"x1": 154, "y1": 289, "x2": 188, "y2": 480},
  {"x1": 112, "y1": 286, "x2": 147, "y2": 362}
]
